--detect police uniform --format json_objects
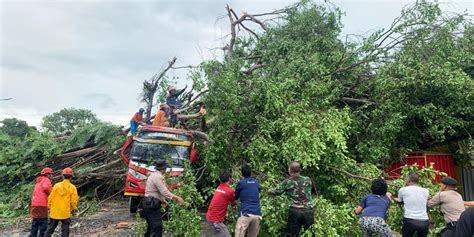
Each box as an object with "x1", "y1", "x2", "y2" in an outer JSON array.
[{"x1": 143, "y1": 161, "x2": 174, "y2": 237}]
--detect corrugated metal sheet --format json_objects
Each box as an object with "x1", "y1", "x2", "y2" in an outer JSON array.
[
  {"x1": 461, "y1": 167, "x2": 474, "y2": 201},
  {"x1": 425, "y1": 154, "x2": 456, "y2": 182},
  {"x1": 384, "y1": 152, "x2": 455, "y2": 181}
]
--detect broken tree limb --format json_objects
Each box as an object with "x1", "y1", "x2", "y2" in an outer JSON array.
[
  {"x1": 177, "y1": 112, "x2": 204, "y2": 120},
  {"x1": 340, "y1": 97, "x2": 377, "y2": 105},
  {"x1": 329, "y1": 166, "x2": 373, "y2": 181},
  {"x1": 142, "y1": 57, "x2": 178, "y2": 121},
  {"x1": 55, "y1": 147, "x2": 99, "y2": 159},
  {"x1": 244, "y1": 63, "x2": 267, "y2": 75},
  {"x1": 224, "y1": 3, "x2": 299, "y2": 61},
  {"x1": 188, "y1": 130, "x2": 210, "y2": 142}
]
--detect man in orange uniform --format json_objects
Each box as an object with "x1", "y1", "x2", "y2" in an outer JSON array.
[
  {"x1": 152, "y1": 103, "x2": 170, "y2": 127},
  {"x1": 30, "y1": 167, "x2": 53, "y2": 237},
  {"x1": 45, "y1": 168, "x2": 79, "y2": 237},
  {"x1": 130, "y1": 108, "x2": 145, "y2": 135}
]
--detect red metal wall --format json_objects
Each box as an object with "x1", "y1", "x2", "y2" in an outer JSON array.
[{"x1": 385, "y1": 152, "x2": 455, "y2": 181}]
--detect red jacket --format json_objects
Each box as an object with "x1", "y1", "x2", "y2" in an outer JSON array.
[{"x1": 31, "y1": 176, "x2": 52, "y2": 207}]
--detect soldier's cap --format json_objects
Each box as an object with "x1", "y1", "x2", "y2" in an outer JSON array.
[
  {"x1": 155, "y1": 160, "x2": 170, "y2": 170},
  {"x1": 441, "y1": 177, "x2": 457, "y2": 186}
]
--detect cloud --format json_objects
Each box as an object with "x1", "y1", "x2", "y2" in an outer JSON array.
[
  {"x1": 81, "y1": 93, "x2": 117, "y2": 109},
  {"x1": 0, "y1": 0, "x2": 472, "y2": 128}
]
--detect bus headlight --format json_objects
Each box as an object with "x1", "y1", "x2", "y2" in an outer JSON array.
[{"x1": 129, "y1": 168, "x2": 147, "y2": 180}]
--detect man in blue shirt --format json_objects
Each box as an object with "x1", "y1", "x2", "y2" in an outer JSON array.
[
  {"x1": 235, "y1": 165, "x2": 261, "y2": 237},
  {"x1": 166, "y1": 85, "x2": 186, "y2": 127}
]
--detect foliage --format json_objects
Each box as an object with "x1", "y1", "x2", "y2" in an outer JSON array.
[
  {"x1": 0, "y1": 1, "x2": 471, "y2": 236},
  {"x1": 41, "y1": 108, "x2": 98, "y2": 135},
  {"x1": 304, "y1": 198, "x2": 359, "y2": 236},
  {"x1": 454, "y1": 139, "x2": 474, "y2": 166},
  {"x1": 352, "y1": 2, "x2": 473, "y2": 163},
  {"x1": 0, "y1": 118, "x2": 35, "y2": 138},
  {"x1": 0, "y1": 120, "x2": 124, "y2": 218},
  {"x1": 0, "y1": 183, "x2": 34, "y2": 218},
  {"x1": 194, "y1": 1, "x2": 471, "y2": 236},
  {"x1": 131, "y1": 214, "x2": 147, "y2": 235},
  {"x1": 164, "y1": 161, "x2": 204, "y2": 236},
  {"x1": 0, "y1": 131, "x2": 60, "y2": 186},
  {"x1": 64, "y1": 122, "x2": 124, "y2": 150}
]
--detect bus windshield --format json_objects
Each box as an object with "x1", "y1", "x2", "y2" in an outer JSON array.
[{"x1": 130, "y1": 142, "x2": 189, "y2": 167}]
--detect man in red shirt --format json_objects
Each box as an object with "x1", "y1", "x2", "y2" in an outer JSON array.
[{"x1": 206, "y1": 170, "x2": 236, "y2": 237}]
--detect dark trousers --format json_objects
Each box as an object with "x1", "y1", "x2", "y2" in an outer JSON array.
[
  {"x1": 402, "y1": 218, "x2": 429, "y2": 237},
  {"x1": 44, "y1": 218, "x2": 70, "y2": 237},
  {"x1": 454, "y1": 208, "x2": 474, "y2": 237},
  {"x1": 169, "y1": 112, "x2": 177, "y2": 127},
  {"x1": 285, "y1": 207, "x2": 314, "y2": 237},
  {"x1": 143, "y1": 207, "x2": 163, "y2": 237},
  {"x1": 30, "y1": 218, "x2": 48, "y2": 237}
]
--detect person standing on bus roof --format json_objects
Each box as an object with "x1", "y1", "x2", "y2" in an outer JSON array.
[
  {"x1": 152, "y1": 103, "x2": 170, "y2": 127},
  {"x1": 166, "y1": 85, "x2": 186, "y2": 127},
  {"x1": 130, "y1": 108, "x2": 145, "y2": 136}
]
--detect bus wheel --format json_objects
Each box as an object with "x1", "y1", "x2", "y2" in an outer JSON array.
[{"x1": 129, "y1": 196, "x2": 141, "y2": 213}]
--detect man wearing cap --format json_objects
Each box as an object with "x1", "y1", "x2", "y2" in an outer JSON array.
[
  {"x1": 143, "y1": 160, "x2": 185, "y2": 237},
  {"x1": 166, "y1": 85, "x2": 186, "y2": 127},
  {"x1": 30, "y1": 167, "x2": 53, "y2": 237},
  {"x1": 427, "y1": 177, "x2": 465, "y2": 237},
  {"x1": 45, "y1": 168, "x2": 79, "y2": 237},
  {"x1": 269, "y1": 162, "x2": 315, "y2": 237},
  {"x1": 130, "y1": 108, "x2": 145, "y2": 136}
]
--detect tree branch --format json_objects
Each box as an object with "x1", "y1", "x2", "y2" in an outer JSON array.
[
  {"x1": 243, "y1": 63, "x2": 267, "y2": 75},
  {"x1": 329, "y1": 166, "x2": 373, "y2": 181},
  {"x1": 340, "y1": 97, "x2": 377, "y2": 105},
  {"x1": 143, "y1": 57, "x2": 177, "y2": 121}
]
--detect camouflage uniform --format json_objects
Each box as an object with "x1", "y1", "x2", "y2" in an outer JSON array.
[{"x1": 270, "y1": 175, "x2": 314, "y2": 237}]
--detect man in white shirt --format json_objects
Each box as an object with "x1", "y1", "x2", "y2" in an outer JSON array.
[{"x1": 395, "y1": 172, "x2": 430, "y2": 237}]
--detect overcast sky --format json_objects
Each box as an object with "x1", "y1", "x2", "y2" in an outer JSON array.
[{"x1": 0, "y1": 0, "x2": 472, "y2": 127}]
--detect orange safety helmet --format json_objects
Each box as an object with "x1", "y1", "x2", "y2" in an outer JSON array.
[
  {"x1": 61, "y1": 167, "x2": 73, "y2": 175},
  {"x1": 41, "y1": 167, "x2": 54, "y2": 175}
]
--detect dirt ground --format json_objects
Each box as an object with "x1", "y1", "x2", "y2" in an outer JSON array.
[
  {"x1": 1, "y1": 200, "x2": 142, "y2": 237},
  {"x1": 0, "y1": 200, "x2": 215, "y2": 237}
]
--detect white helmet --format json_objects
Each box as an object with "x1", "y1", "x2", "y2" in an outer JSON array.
[{"x1": 168, "y1": 85, "x2": 176, "y2": 91}]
